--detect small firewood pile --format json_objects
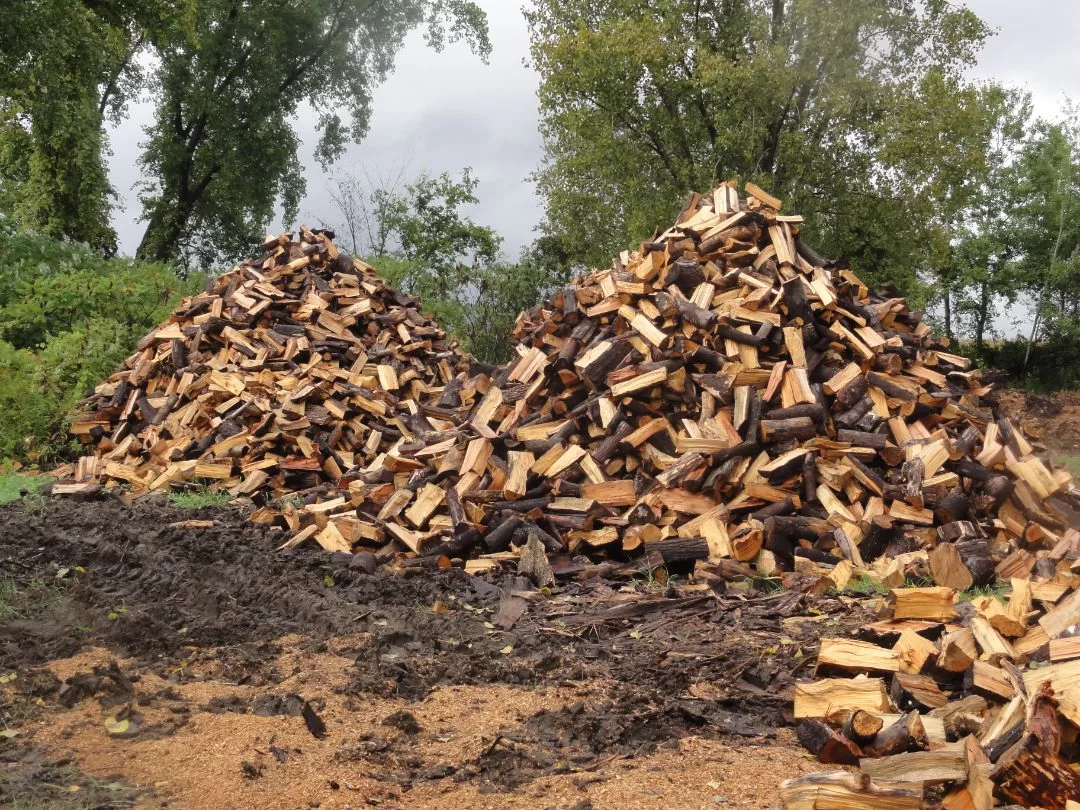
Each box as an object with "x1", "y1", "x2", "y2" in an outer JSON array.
[
  {"x1": 59, "y1": 226, "x2": 473, "y2": 555},
  {"x1": 781, "y1": 573, "x2": 1080, "y2": 809}
]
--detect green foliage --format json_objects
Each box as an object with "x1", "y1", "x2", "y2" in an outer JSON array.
[
  {"x1": 0, "y1": 0, "x2": 194, "y2": 253},
  {"x1": 0, "y1": 230, "x2": 195, "y2": 462},
  {"x1": 959, "y1": 582, "x2": 1009, "y2": 603},
  {"x1": 0, "y1": 229, "x2": 192, "y2": 349},
  {"x1": 526, "y1": 0, "x2": 997, "y2": 293},
  {"x1": 136, "y1": 0, "x2": 491, "y2": 269},
  {"x1": 847, "y1": 574, "x2": 888, "y2": 596},
  {"x1": 1058, "y1": 455, "x2": 1080, "y2": 477},
  {"x1": 351, "y1": 169, "x2": 567, "y2": 364},
  {"x1": 167, "y1": 484, "x2": 233, "y2": 509}
]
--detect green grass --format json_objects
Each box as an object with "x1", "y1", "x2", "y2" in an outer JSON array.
[
  {"x1": 846, "y1": 573, "x2": 888, "y2": 596},
  {"x1": 0, "y1": 471, "x2": 50, "y2": 505},
  {"x1": 959, "y1": 582, "x2": 1010, "y2": 602},
  {"x1": 1057, "y1": 454, "x2": 1080, "y2": 477},
  {"x1": 0, "y1": 575, "x2": 17, "y2": 620},
  {"x1": 747, "y1": 574, "x2": 786, "y2": 594},
  {"x1": 167, "y1": 486, "x2": 233, "y2": 509}
]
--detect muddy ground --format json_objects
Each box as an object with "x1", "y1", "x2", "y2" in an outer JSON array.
[{"x1": 0, "y1": 496, "x2": 871, "y2": 809}]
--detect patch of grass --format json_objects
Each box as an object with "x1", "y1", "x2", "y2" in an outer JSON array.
[
  {"x1": 0, "y1": 470, "x2": 50, "y2": 505},
  {"x1": 960, "y1": 582, "x2": 1010, "y2": 603},
  {"x1": 1057, "y1": 454, "x2": 1080, "y2": 477},
  {"x1": 747, "y1": 574, "x2": 786, "y2": 594},
  {"x1": 0, "y1": 575, "x2": 66, "y2": 622},
  {"x1": 167, "y1": 484, "x2": 233, "y2": 509},
  {"x1": 0, "y1": 575, "x2": 17, "y2": 620},
  {"x1": 846, "y1": 574, "x2": 888, "y2": 596}
]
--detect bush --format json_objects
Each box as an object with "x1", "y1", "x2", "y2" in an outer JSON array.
[
  {"x1": 0, "y1": 229, "x2": 198, "y2": 462},
  {"x1": 962, "y1": 330, "x2": 1080, "y2": 391}
]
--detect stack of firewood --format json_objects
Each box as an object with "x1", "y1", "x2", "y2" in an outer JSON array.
[
  {"x1": 59, "y1": 182, "x2": 1077, "y2": 578},
  {"x1": 60, "y1": 226, "x2": 472, "y2": 558},
  {"x1": 782, "y1": 573, "x2": 1080, "y2": 809}
]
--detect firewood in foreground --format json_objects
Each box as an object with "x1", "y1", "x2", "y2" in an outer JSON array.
[{"x1": 780, "y1": 771, "x2": 922, "y2": 810}]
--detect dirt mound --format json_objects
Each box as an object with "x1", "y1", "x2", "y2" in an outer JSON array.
[
  {"x1": 0, "y1": 496, "x2": 492, "y2": 670},
  {"x1": 999, "y1": 388, "x2": 1080, "y2": 454}
]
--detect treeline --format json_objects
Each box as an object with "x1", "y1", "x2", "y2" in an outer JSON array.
[{"x1": 3, "y1": 0, "x2": 1080, "y2": 464}]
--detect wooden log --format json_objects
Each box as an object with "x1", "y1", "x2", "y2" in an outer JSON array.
[
  {"x1": 928, "y1": 543, "x2": 974, "y2": 591},
  {"x1": 859, "y1": 742, "x2": 968, "y2": 784},
  {"x1": 992, "y1": 735, "x2": 1080, "y2": 810},
  {"x1": 779, "y1": 771, "x2": 923, "y2": 810},
  {"x1": 818, "y1": 638, "x2": 901, "y2": 675},
  {"x1": 795, "y1": 678, "x2": 892, "y2": 719},
  {"x1": 797, "y1": 719, "x2": 864, "y2": 765},
  {"x1": 843, "y1": 710, "x2": 885, "y2": 745},
  {"x1": 862, "y1": 712, "x2": 929, "y2": 759},
  {"x1": 934, "y1": 490, "x2": 970, "y2": 524},
  {"x1": 887, "y1": 587, "x2": 957, "y2": 621},
  {"x1": 760, "y1": 416, "x2": 818, "y2": 443}
]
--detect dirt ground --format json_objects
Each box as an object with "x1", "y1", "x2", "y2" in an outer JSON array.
[
  {"x1": 999, "y1": 388, "x2": 1080, "y2": 456},
  {"x1": 0, "y1": 496, "x2": 873, "y2": 809}
]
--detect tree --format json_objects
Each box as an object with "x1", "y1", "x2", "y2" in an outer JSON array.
[
  {"x1": 0, "y1": 0, "x2": 190, "y2": 254},
  {"x1": 1007, "y1": 115, "x2": 1080, "y2": 373},
  {"x1": 326, "y1": 167, "x2": 568, "y2": 363},
  {"x1": 325, "y1": 164, "x2": 411, "y2": 256},
  {"x1": 526, "y1": 0, "x2": 995, "y2": 292},
  {"x1": 135, "y1": 0, "x2": 490, "y2": 269},
  {"x1": 902, "y1": 83, "x2": 1031, "y2": 351},
  {"x1": 352, "y1": 168, "x2": 502, "y2": 338}
]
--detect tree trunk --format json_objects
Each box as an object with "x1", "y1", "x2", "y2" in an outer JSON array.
[
  {"x1": 941, "y1": 285, "x2": 952, "y2": 340},
  {"x1": 1023, "y1": 178, "x2": 1069, "y2": 374}
]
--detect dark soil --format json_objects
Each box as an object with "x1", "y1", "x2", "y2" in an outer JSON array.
[
  {"x1": 0, "y1": 495, "x2": 867, "y2": 799},
  {"x1": 0, "y1": 745, "x2": 143, "y2": 809}
]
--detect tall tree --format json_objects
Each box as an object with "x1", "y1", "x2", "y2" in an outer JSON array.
[
  {"x1": 135, "y1": 0, "x2": 490, "y2": 269},
  {"x1": 357, "y1": 168, "x2": 503, "y2": 334},
  {"x1": 526, "y1": 0, "x2": 994, "y2": 291},
  {"x1": 890, "y1": 80, "x2": 1030, "y2": 348},
  {"x1": 1007, "y1": 115, "x2": 1080, "y2": 373},
  {"x1": 0, "y1": 0, "x2": 189, "y2": 254}
]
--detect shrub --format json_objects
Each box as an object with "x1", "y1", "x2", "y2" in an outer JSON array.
[{"x1": 0, "y1": 229, "x2": 199, "y2": 462}]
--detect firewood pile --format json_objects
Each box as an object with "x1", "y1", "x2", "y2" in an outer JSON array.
[
  {"x1": 58, "y1": 182, "x2": 1077, "y2": 576},
  {"x1": 782, "y1": 570, "x2": 1080, "y2": 809},
  {"x1": 59, "y1": 226, "x2": 472, "y2": 555},
  {"x1": 53, "y1": 181, "x2": 1080, "y2": 805}
]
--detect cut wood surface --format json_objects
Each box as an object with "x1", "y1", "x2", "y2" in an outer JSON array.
[
  {"x1": 794, "y1": 678, "x2": 892, "y2": 718},
  {"x1": 780, "y1": 771, "x2": 923, "y2": 810}
]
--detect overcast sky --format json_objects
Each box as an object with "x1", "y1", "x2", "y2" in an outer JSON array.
[{"x1": 106, "y1": 0, "x2": 1079, "y2": 265}]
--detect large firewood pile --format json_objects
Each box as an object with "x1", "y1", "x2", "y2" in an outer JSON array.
[{"x1": 60, "y1": 183, "x2": 1076, "y2": 576}]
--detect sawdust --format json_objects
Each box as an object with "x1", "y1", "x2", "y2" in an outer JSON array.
[
  {"x1": 1, "y1": 497, "x2": 853, "y2": 808},
  {"x1": 22, "y1": 644, "x2": 822, "y2": 809}
]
